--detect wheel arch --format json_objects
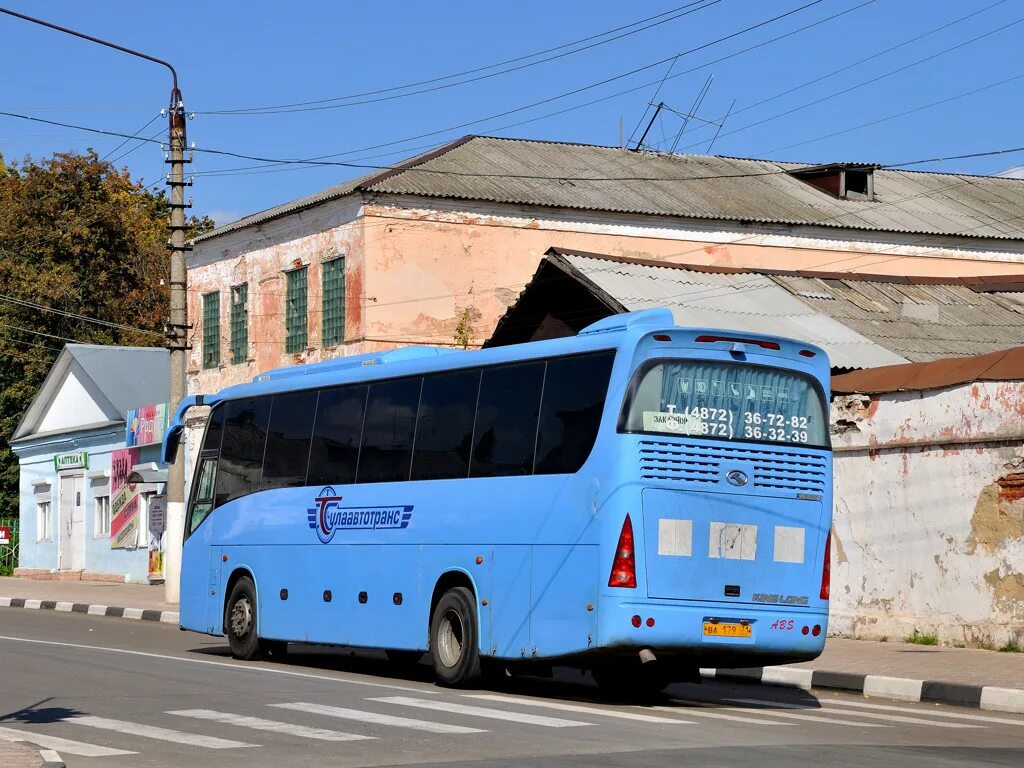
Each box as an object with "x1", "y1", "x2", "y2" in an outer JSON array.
[
  {"x1": 429, "y1": 569, "x2": 479, "y2": 647},
  {"x1": 221, "y1": 565, "x2": 258, "y2": 635}
]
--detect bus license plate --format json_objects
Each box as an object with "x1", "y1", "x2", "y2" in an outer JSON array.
[{"x1": 703, "y1": 622, "x2": 752, "y2": 638}]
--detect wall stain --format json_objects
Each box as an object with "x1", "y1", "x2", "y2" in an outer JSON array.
[
  {"x1": 983, "y1": 568, "x2": 1024, "y2": 607},
  {"x1": 968, "y1": 476, "x2": 1024, "y2": 554}
]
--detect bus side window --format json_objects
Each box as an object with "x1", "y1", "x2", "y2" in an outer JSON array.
[
  {"x1": 471, "y1": 362, "x2": 545, "y2": 478},
  {"x1": 535, "y1": 352, "x2": 615, "y2": 475},
  {"x1": 214, "y1": 397, "x2": 272, "y2": 507},
  {"x1": 411, "y1": 369, "x2": 480, "y2": 481},
  {"x1": 262, "y1": 390, "x2": 317, "y2": 490},
  {"x1": 358, "y1": 378, "x2": 422, "y2": 484},
  {"x1": 189, "y1": 457, "x2": 218, "y2": 535},
  {"x1": 307, "y1": 385, "x2": 367, "y2": 487}
]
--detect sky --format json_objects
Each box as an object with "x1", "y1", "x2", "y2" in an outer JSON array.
[{"x1": 0, "y1": 0, "x2": 1021, "y2": 225}]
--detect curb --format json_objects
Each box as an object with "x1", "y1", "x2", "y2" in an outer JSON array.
[
  {"x1": 6, "y1": 740, "x2": 65, "y2": 768},
  {"x1": 703, "y1": 666, "x2": 1024, "y2": 715},
  {"x1": 0, "y1": 596, "x2": 179, "y2": 625}
]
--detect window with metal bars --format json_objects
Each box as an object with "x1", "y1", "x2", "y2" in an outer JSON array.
[
  {"x1": 202, "y1": 291, "x2": 220, "y2": 369},
  {"x1": 230, "y1": 283, "x2": 249, "y2": 364},
  {"x1": 322, "y1": 257, "x2": 345, "y2": 347},
  {"x1": 285, "y1": 266, "x2": 308, "y2": 353}
]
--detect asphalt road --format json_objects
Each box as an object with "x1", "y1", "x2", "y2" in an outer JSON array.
[{"x1": 0, "y1": 609, "x2": 1022, "y2": 768}]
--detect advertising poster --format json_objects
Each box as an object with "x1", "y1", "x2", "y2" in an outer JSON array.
[
  {"x1": 110, "y1": 447, "x2": 141, "y2": 549},
  {"x1": 126, "y1": 403, "x2": 169, "y2": 448},
  {"x1": 147, "y1": 495, "x2": 166, "y2": 580}
]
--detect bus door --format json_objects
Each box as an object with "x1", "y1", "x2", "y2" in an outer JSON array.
[{"x1": 181, "y1": 451, "x2": 222, "y2": 634}]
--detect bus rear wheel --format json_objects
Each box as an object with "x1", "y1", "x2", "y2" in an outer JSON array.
[
  {"x1": 430, "y1": 587, "x2": 481, "y2": 687},
  {"x1": 225, "y1": 576, "x2": 261, "y2": 661}
]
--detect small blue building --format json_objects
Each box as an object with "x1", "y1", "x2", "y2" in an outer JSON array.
[{"x1": 10, "y1": 345, "x2": 169, "y2": 583}]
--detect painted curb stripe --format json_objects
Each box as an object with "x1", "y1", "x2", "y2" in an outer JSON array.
[
  {"x1": 921, "y1": 680, "x2": 983, "y2": 708},
  {"x1": 0, "y1": 597, "x2": 179, "y2": 625}
]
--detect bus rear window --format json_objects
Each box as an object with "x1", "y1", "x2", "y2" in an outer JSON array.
[{"x1": 620, "y1": 360, "x2": 828, "y2": 448}]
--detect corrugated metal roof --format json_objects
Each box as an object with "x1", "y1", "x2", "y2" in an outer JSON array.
[
  {"x1": 196, "y1": 135, "x2": 1024, "y2": 244},
  {"x1": 548, "y1": 249, "x2": 1024, "y2": 369},
  {"x1": 832, "y1": 347, "x2": 1024, "y2": 393}
]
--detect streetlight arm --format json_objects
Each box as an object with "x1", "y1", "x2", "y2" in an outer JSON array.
[{"x1": 0, "y1": 6, "x2": 178, "y2": 90}]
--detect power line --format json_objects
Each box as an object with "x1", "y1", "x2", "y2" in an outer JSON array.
[
  {"x1": 668, "y1": 11, "x2": 1024, "y2": 154},
  {"x1": 100, "y1": 112, "x2": 161, "y2": 161},
  {"x1": 0, "y1": 291, "x2": 164, "y2": 337},
  {"x1": 203, "y1": 1, "x2": 722, "y2": 114},
  {"x1": 184, "y1": 0, "x2": 879, "y2": 178}
]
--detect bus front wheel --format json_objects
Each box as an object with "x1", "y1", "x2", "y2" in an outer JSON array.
[
  {"x1": 429, "y1": 587, "x2": 481, "y2": 687},
  {"x1": 225, "y1": 576, "x2": 262, "y2": 661}
]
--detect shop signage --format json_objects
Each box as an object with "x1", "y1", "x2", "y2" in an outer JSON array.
[
  {"x1": 54, "y1": 451, "x2": 88, "y2": 472},
  {"x1": 110, "y1": 448, "x2": 141, "y2": 549},
  {"x1": 148, "y1": 495, "x2": 166, "y2": 580},
  {"x1": 126, "y1": 403, "x2": 169, "y2": 448},
  {"x1": 0, "y1": 526, "x2": 11, "y2": 546}
]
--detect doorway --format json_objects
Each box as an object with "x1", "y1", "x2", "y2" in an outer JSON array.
[{"x1": 58, "y1": 474, "x2": 85, "y2": 571}]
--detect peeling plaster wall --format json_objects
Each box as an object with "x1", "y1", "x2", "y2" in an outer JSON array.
[{"x1": 830, "y1": 381, "x2": 1024, "y2": 646}]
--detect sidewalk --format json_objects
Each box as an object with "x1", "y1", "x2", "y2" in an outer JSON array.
[
  {"x1": 0, "y1": 737, "x2": 63, "y2": 768},
  {"x1": 1, "y1": 576, "x2": 1022, "y2": 712}
]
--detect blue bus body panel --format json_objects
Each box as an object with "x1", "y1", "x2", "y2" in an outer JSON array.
[{"x1": 178, "y1": 309, "x2": 833, "y2": 667}]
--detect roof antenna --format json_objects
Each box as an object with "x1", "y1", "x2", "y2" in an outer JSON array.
[
  {"x1": 705, "y1": 99, "x2": 736, "y2": 154},
  {"x1": 668, "y1": 74, "x2": 714, "y2": 154},
  {"x1": 634, "y1": 102, "x2": 665, "y2": 152}
]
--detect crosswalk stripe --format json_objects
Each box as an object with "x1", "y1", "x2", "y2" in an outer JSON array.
[
  {"x1": 69, "y1": 715, "x2": 258, "y2": 749},
  {"x1": 727, "y1": 698, "x2": 981, "y2": 729},
  {"x1": 821, "y1": 698, "x2": 1024, "y2": 726},
  {"x1": 643, "y1": 705, "x2": 797, "y2": 726},
  {"x1": 669, "y1": 699, "x2": 888, "y2": 728},
  {"x1": 0, "y1": 726, "x2": 136, "y2": 757},
  {"x1": 467, "y1": 694, "x2": 696, "y2": 724},
  {"x1": 168, "y1": 709, "x2": 372, "y2": 741},
  {"x1": 273, "y1": 702, "x2": 486, "y2": 734},
  {"x1": 370, "y1": 696, "x2": 591, "y2": 728}
]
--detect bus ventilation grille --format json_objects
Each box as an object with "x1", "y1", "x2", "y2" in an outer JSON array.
[{"x1": 639, "y1": 441, "x2": 827, "y2": 494}]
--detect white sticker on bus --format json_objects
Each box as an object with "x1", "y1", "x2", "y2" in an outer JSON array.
[
  {"x1": 709, "y1": 522, "x2": 757, "y2": 561},
  {"x1": 658, "y1": 519, "x2": 693, "y2": 557},
  {"x1": 773, "y1": 526, "x2": 806, "y2": 564}
]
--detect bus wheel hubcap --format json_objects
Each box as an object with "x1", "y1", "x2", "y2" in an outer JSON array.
[
  {"x1": 437, "y1": 610, "x2": 464, "y2": 668},
  {"x1": 231, "y1": 598, "x2": 252, "y2": 638}
]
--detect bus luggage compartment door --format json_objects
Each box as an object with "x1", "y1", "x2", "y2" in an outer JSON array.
[{"x1": 641, "y1": 487, "x2": 825, "y2": 606}]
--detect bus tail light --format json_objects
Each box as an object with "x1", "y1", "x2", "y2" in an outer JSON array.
[
  {"x1": 695, "y1": 334, "x2": 781, "y2": 351},
  {"x1": 820, "y1": 530, "x2": 831, "y2": 600},
  {"x1": 609, "y1": 515, "x2": 637, "y2": 588}
]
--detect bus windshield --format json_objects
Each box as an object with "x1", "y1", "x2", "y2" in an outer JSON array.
[{"x1": 620, "y1": 359, "x2": 829, "y2": 448}]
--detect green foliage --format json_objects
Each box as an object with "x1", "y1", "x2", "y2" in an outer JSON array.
[
  {"x1": 0, "y1": 149, "x2": 212, "y2": 517},
  {"x1": 998, "y1": 640, "x2": 1022, "y2": 653},
  {"x1": 905, "y1": 630, "x2": 939, "y2": 646}
]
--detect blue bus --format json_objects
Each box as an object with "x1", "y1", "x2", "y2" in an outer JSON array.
[{"x1": 163, "y1": 308, "x2": 832, "y2": 694}]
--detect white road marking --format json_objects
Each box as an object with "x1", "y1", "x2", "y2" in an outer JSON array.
[
  {"x1": 0, "y1": 725, "x2": 136, "y2": 757},
  {"x1": 274, "y1": 702, "x2": 486, "y2": 734},
  {"x1": 168, "y1": 709, "x2": 371, "y2": 741},
  {"x1": 726, "y1": 698, "x2": 981, "y2": 728},
  {"x1": 69, "y1": 716, "x2": 258, "y2": 749},
  {"x1": 468, "y1": 694, "x2": 695, "y2": 724},
  {"x1": 371, "y1": 696, "x2": 591, "y2": 728},
  {"x1": 0, "y1": 635, "x2": 437, "y2": 694},
  {"x1": 670, "y1": 699, "x2": 887, "y2": 728},
  {"x1": 39, "y1": 749, "x2": 63, "y2": 763},
  {"x1": 644, "y1": 704, "x2": 796, "y2": 726},
  {"x1": 822, "y1": 697, "x2": 1024, "y2": 725}
]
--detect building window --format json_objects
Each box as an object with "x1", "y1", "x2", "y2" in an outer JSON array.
[
  {"x1": 202, "y1": 291, "x2": 221, "y2": 369},
  {"x1": 94, "y1": 494, "x2": 111, "y2": 536},
  {"x1": 322, "y1": 257, "x2": 346, "y2": 347},
  {"x1": 230, "y1": 283, "x2": 249, "y2": 364},
  {"x1": 36, "y1": 497, "x2": 51, "y2": 541},
  {"x1": 285, "y1": 266, "x2": 308, "y2": 353}
]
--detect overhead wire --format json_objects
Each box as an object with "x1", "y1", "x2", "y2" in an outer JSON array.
[{"x1": 204, "y1": 1, "x2": 722, "y2": 114}]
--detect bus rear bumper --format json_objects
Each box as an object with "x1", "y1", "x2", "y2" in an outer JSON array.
[{"x1": 596, "y1": 598, "x2": 828, "y2": 667}]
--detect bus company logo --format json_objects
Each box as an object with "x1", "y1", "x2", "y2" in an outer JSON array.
[{"x1": 307, "y1": 487, "x2": 413, "y2": 544}]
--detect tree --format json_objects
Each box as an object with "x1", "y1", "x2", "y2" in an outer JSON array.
[{"x1": 0, "y1": 149, "x2": 213, "y2": 515}]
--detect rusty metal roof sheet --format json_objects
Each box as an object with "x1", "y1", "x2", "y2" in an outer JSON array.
[
  {"x1": 196, "y1": 135, "x2": 1024, "y2": 244},
  {"x1": 546, "y1": 248, "x2": 1024, "y2": 369},
  {"x1": 831, "y1": 346, "x2": 1024, "y2": 393}
]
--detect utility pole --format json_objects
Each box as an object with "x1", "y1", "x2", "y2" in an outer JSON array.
[{"x1": 0, "y1": 7, "x2": 189, "y2": 603}]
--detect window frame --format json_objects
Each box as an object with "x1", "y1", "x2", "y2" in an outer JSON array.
[
  {"x1": 285, "y1": 266, "x2": 309, "y2": 354},
  {"x1": 35, "y1": 495, "x2": 52, "y2": 541},
  {"x1": 321, "y1": 257, "x2": 346, "y2": 347},
  {"x1": 230, "y1": 283, "x2": 249, "y2": 365},
  {"x1": 202, "y1": 291, "x2": 221, "y2": 369},
  {"x1": 94, "y1": 493, "x2": 111, "y2": 537},
  {"x1": 617, "y1": 357, "x2": 832, "y2": 451}
]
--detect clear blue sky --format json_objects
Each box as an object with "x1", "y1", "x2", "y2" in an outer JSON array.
[{"x1": 1, "y1": 0, "x2": 1021, "y2": 224}]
